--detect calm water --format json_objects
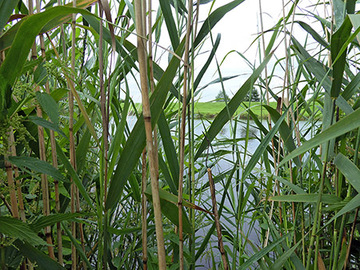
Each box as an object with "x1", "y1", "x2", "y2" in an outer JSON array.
[{"x1": 123, "y1": 116, "x2": 317, "y2": 269}]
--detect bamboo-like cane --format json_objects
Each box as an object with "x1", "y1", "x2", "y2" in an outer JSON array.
[
  {"x1": 5, "y1": 131, "x2": 19, "y2": 219},
  {"x1": 70, "y1": 0, "x2": 78, "y2": 268},
  {"x1": 207, "y1": 167, "x2": 229, "y2": 270},
  {"x1": 9, "y1": 129, "x2": 26, "y2": 221},
  {"x1": 134, "y1": 0, "x2": 166, "y2": 268},
  {"x1": 141, "y1": 150, "x2": 148, "y2": 270},
  {"x1": 28, "y1": 0, "x2": 55, "y2": 259},
  {"x1": 177, "y1": 1, "x2": 193, "y2": 268},
  {"x1": 36, "y1": 0, "x2": 64, "y2": 263}
]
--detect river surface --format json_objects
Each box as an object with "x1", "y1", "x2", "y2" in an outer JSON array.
[{"x1": 124, "y1": 116, "x2": 318, "y2": 269}]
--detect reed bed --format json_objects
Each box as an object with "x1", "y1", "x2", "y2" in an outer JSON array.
[{"x1": 1, "y1": 0, "x2": 360, "y2": 269}]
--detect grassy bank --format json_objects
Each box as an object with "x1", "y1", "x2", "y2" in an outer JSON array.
[{"x1": 193, "y1": 101, "x2": 277, "y2": 119}]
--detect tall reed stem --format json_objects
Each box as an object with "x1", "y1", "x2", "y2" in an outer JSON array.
[
  {"x1": 36, "y1": 0, "x2": 63, "y2": 263},
  {"x1": 177, "y1": 1, "x2": 193, "y2": 268},
  {"x1": 134, "y1": 0, "x2": 166, "y2": 268},
  {"x1": 28, "y1": 0, "x2": 55, "y2": 259},
  {"x1": 70, "y1": 0, "x2": 78, "y2": 267},
  {"x1": 207, "y1": 168, "x2": 229, "y2": 269}
]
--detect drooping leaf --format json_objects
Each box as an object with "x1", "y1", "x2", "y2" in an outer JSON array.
[
  {"x1": 105, "y1": 39, "x2": 186, "y2": 211},
  {"x1": 30, "y1": 212, "x2": 91, "y2": 232},
  {"x1": 56, "y1": 142, "x2": 95, "y2": 210},
  {"x1": 13, "y1": 240, "x2": 65, "y2": 270},
  {"x1": 8, "y1": 156, "x2": 66, "y2": 183},
  {"x1": 334, "y1": 153, "x2": 360, "y2": 193},
  {"x1": 29, "y1": 116, "x2": 67, "y2": 139},
  {"x1": 159, "y1": 0, "x2": 179, "y2": 50},
  {"x1": 264, "y1": 105, "x2": 301, "y2": 167},
  {"x1": 0, "y1": 217, "x2": 46, "y2": 246},
  {"x1": 330, "y1": 16, "x2": 352, "y2": 98},
  {"x1": 241, "y1": 234, "x2": 290, "y2": 269},
  {"x1": 0, "y1": 0, "x2": 19, "y2": 31},
  {"x1": 0, "y1": 6, "x2": 98, "y2": 113},
  {"x1": 145, "y1": 186, "x2": 193, "y2": 234},
  {"x1": 35, "y1": 92, "x2": 59, "y2": 125},
  {"x1": 193, "y1": 0, "x2": 245, "y2": 49},
  {"x1": 270, "y1": 194, "x2": 341, "y2": 204},
  {"x1": 280, "y1": 108, "x2": 360, "y2": 166},
  {"x1": 195, "y1": 52, "x2": 273, "y2": 160}
]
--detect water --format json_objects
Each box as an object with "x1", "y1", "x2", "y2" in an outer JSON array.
[{"x1": 121, "y1": 116, "x2": 316, "y2": 269}]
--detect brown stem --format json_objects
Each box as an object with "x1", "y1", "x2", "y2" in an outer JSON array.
[
  {"x1": 36, "y1": 0, "x2": 63, "y2": 262},
  {"x1": 28, "y1": 0, "x2": 55, "y2": 260},
  {"x1": 5, "y1": 132, "x2": 19, "y2": 219},
  {"x1": 141, "y1": 150, "x2": 148, "y2": 270},
  {"x1": 177, "y1": 1, "x2": 193, "y2": 269},
  {"x1": 134, "y1": 0, "x2": 166, "y2": 268},
  {"x1": 70, "y1": 0, "x2": 78, "y2": 268},
  {"x1": 207, "y1": 168, "x2": 229, "y2": 270}
]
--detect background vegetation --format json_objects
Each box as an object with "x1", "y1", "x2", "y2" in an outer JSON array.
[{"x1": 1, "y1": 0, "x2": 360, "y2": 269}]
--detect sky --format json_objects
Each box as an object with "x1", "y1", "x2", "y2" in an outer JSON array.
[{"x1": 123, "y1": 0, "x2": 326, "y2": 103}]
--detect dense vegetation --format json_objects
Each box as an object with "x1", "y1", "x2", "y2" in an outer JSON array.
[{"x1": 1, "y1": 0, "x2": 360, "y2": 269}]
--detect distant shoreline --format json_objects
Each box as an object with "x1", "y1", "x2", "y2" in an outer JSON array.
[{"x1": 129, "y1": 101, "x2": 321, "y2": 120}]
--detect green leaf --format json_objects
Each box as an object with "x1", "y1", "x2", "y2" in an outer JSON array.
[
  {"x1": 194, "y1": 0, "x2": 245, "y2": 48},
  {"x1": 324, "y1": 193, "x2": 360, "y2": 228},
  {"x1": 8, "y1": 156, "x2": 66, "y2": 183},
  {"x1": 30, "y1": 212, "x2": 90, "y2": 232},
  {"x1": 280, "y1": 108, "x2": 360, "y2": 166},
  {"x1": 270, "y1": 194, "x2": 341, "y2": 204},
  {"x1": 13, "y1": 240, "x2": 65, "y2": 270},
  {"x1": 0, "y1": 217, "x2": 46, "y2": 246},
  {"x1": 145, "y1": 186, "x2": 193, "y2": 234},
  {"x1": 29, "y1": 116, "x2": 67, "y2": 139},
  {"x1": 195, "y1": 52, "x2": 273, "y2": 160},
  {"x1": 265, "y1": 105, "x2": 301, "y2": 166},
  {"x1": 159, "y1": 0, "x2": 179, "y2": 50},
  {"x1": 56, "y1": 142, "x2": 95, "y2": 210},
  {"x1": 349, "y1": 14, "x2": 360, "y2": 43},
  {"x1": 242, "y1": 106, "x2": 289, "y2": 182},
  {"x1": 269, "y1": 241, "x2": 303, "y2": 270},
  {"x1": 334, "y1": 153, "x2": 360, "y2": 193},
  {"x1": 341, "y1": 72, "x2": 360, "y2": 101},
  {"x1": 61, "y1": 223, "x2": 92, "y2": 269},
  {"x1": 0, "y1": 0, "x2": 18, "y2": 30},
  {"x1": 241, "y1": 234, "x2": 290, "y2": 269},
  {"x1": 291, "y1": 37, "x2": 332, "y2": 92},
  {"x1": 330, "y1": 16, "x2": 352, "y2": 98},
  {"x1": 0, "y1": 6, "x2": 98, "y2": 113},
  {"x1": 35, "y1": 92, "x2": 59, "y2": 125},
  {"x1": 295, "y1": 21, "x2": 329, "y2": 49},
  {"x1": 105, "y1": 39, "x2": 185, "y2": 211}
]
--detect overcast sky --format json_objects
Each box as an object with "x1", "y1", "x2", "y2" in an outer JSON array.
[{"x1": 123, "y1": 0, "x2": 326, "y2": 102}]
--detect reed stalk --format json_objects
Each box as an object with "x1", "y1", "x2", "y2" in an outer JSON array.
[
  {"x1": 177, "y1": 1, "x2": 193, "y2": 268},
  {"x1": 36, "y1": 0, "x2": 64, "y2": 263},
  {"x1": 141, "y1": 150, "x2": 148, "y2": 270},
  {"x1": 207, "y1": 167, "x2": 229, "y2": 270},
  {"x1": 134, "y1": 0, "x2": 166, "y2": 268},
  {"x1": 28, "y1": 0, "x2": 55, "y2": 259},
  {"x1": 5, "y1": 131, "x2": 19, "y2": 219},
  {"x1": 9, "y1": 130, "x2": 25, "y2": 221},
  {"x1": 70, "y1": 0, "x2": 78, "y2": 267}
]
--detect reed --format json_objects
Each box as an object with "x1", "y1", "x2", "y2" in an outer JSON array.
[{"x1": 1, "y1": 0, "x2": 360, "y2": 269}]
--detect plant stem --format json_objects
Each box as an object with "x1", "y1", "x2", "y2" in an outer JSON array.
[{"x1": 134, "y1": 0, "x2": 166, "y2": 268}]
